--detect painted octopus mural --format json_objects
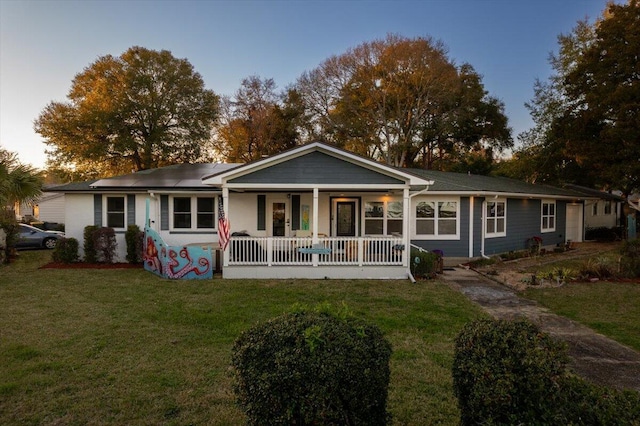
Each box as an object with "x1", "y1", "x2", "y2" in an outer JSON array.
[{"x1": 143, "y1": 226, "x2": 213, "y2": 280}]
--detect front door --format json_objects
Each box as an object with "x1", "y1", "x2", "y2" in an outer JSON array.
[
  {"x1": 336, "y1": 201, "x2": 356, "y2": 236},
  {"x1": 271, "y1": 200, "x2": 288, "y2": 236},
  {"x1": 566, "y1": 204, "x2": 583, "y2": 243}
]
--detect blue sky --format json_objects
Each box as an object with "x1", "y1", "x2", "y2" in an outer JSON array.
[{"x1": 0, "y1": 0, "x2": 613, "y2": 169}]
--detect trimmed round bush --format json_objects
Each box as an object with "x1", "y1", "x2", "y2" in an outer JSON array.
[
  {"x1": 452, "y1": 319, "x2": 568, "y2": 425},
  {"x1": 52, "y1": 237, "x2": 79, "y2": 263},
  {"x1": 231, "y1": 310, "x2": 392, "y2": 425},
  {"x1": 125, "y1": 224, "x2": 143, "y2": 264}
]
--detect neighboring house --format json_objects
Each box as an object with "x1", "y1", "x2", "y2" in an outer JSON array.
[
  {"x1": 14, "y1": 191, "x2": 66, "y2": 225},
  {"x1": 50, "y1": 142, "x2": 592, "y2": 279},
  {"x1": 35, "y1": 192, "x2": 66, "y2": 224},
  {"x1": 564, "y1": 184, "x2": 625, "y2": 230}
]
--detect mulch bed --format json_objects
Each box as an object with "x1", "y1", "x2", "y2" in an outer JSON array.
[{"x1": 40, "y1": 262, "x2": 143, "y2": 269}]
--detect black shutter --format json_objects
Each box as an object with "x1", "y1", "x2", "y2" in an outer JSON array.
[
  {"x1": 291, "y1": 195, "x2": 300, "y2": 230},
  {"x1": 93, "y1": 194, "x2": 102, "y2": 227},
  {"x1": 257, "y1": 195, "x2": 266, "y2": 231},
  {"x1": 127, "y1": 194, "x2": 135, "y2": 226},
  {"x1": 160, "y1": 195, "x2": 169, "y2": 230}
]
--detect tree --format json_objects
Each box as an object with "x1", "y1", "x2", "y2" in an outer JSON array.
[
  {"x1": 216, "y1": 76, "x2": 303, "y2": 162},
  {"x1": 557, "y1": 0, "x2": 640, "y2": 196},
  {"x1": 295, "y1": 34, "x2": 512, "y2": 169},
  {"x1": 0, "y1": 146, "x2": 43, "y2": 263},
  {"x1": 35, "y1": 46, "x2": 220, "y2": 178},
  {"x1": 511, "y1": 1, "x2": 639, "y2": 195}
]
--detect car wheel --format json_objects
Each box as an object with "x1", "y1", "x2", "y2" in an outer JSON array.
[{"x1": 44, "y1": 238, "x2": 57, "y2": 249}]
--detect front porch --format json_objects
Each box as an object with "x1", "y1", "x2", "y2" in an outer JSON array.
[{"x1": 224, "y1": 235, "x2": 408, "y2": 279}]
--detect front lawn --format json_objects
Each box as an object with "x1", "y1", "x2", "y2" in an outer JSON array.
[
  {"x1": 0, "y1": 252, "x2": 484, "y2": 425},
  {"x1": 524, "y1": 281, "x2": 640, "y2": 352}
]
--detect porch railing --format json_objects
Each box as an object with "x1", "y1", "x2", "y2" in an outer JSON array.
[{"x1": 228, "y1": 236, "x2": 404, "y2": 266}]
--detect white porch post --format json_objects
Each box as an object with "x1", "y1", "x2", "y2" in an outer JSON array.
[
  {"x1": 469, "y1": 196, "x2": 474, "y2": 258},
  {"x1": 402, "y1": 187, "x2": 410, "y2": 267},
  {"x1": 312, "y1": 187, "x2": 319, "y2": 266},
  {"x1": 222, "y1": 187, "x2": 229, "y2": 267}
]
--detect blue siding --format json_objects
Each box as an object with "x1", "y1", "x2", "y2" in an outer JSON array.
[
  {"x1": 409, "y1": 197, "x2": 571, "y2": 259},
  {"x1": 411, "y1": 197, "x2": 471, "y2": 257},
  {"x1": 484, "y1": 199, "x2": 567, "y2": 256},
  {"x1": 229, "y1": 151, "x2": 404, "y2": 185}
]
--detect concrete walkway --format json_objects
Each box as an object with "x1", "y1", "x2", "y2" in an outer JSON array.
[{"x1": 442, "y1": 267, "x2": 640, "y2": 392}]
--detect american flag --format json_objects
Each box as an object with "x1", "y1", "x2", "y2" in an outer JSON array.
[{"x1": 218, "y1": 196, "x2": 230, "y2": 251}]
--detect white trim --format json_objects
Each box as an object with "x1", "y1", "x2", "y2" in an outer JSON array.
[
  {"x1": 541, "y1": 199, "x2": 556, "y2": 233},
  {"x1": 168, "y1": 194, "x2": 217, "y2": 232},
  {"x1": 332, "y1": 197, "x2": 360, "y2": 237},
  {"x1": 103, "y1": 194, "x2": 126, "y2": 230},
  {"x1": 485, "y1": 199, "x2": 506, "y2": 238},
  {"x1": 223, "y1": 183, "x2": 410, "y2": 190},
  {"x1": 469, "y1": 196, "x2": 474, "y2": 258},
  {"x1": 202, "y1": 142, "x2": 433, "y2": 186},
  {"x1": 412, "y1": 196, "x2": 461, "y2": 240}
]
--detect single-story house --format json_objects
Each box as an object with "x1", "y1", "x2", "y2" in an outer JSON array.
[
  {"x1": 563, "y1": 184, "x2": 625, "y2": 231},
  {"x1": 50, "y1": 142, "x2": 592, "y2": 279}
]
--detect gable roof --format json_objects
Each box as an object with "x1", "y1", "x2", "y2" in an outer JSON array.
[
  {"x1": 563, "y1": 184, "x2": 626, "y2": 201},
  {"x1": 202, "y1": 141, "x2": 433, "y2": 187}
]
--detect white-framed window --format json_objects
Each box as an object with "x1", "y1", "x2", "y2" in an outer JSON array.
[
  {"x1": 364, "y1": 199, "x2": 403, "y2": 235},
  {"x1": 105, "y1": 195, "x2": 126, "y2": 229},
  {"x1": 485, "y1": 199, "x2": 506, "y2": 238},
  {"x1": 604, "y1": 200, "x2": 612, "y2": 215},
  {"x1": 541, "y1": 200, "x2": 556, "y2": 233},
  {"x1": 171, "y1": 195, "x2": 216, "y2": 230},
  {"x1": 414, "y1": 198, "x2": 459, "y2": 239}
]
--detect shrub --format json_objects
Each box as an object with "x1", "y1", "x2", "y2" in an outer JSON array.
[
  {"x1": 620, "y1": 239, "x2": 640, "y2": 278},
  {"x1": 554, "y1": 376, "x2": 640, "y2": 425},
  {"x1": 93, "y1": 227, "x2": 117, "y2": 263},
  {"x1": 52, "y1": 237, "x2": 79, "y2": 263},
  {"x1": 83, "y1": 225, "x2": 98, "y2": 263},
  {"x1": 452, "y1": 319, "x2": 640, "y2": 425},
  {"x1": 125, "y1": 224, "x2": 143, "y2": 264},
  {"x1": 410, "y1": 248, "x2": 440, "y2": 278},
  {"x1": 452, "y1": 319, "x2": 568, "y2": 425},
  {"x1": 585, "y1": 226, "x2": 623, "y2": 242},
  {"x1": 578, "y1": 256, "x2": 617, "y2": 280},
  {"x1": 231, "y1": 309, "x2": 392, "y2": 425}
]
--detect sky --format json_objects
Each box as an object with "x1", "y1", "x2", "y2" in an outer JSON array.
[{"x1": 0, "y1": 0, "x2": 614, "y2": 170}]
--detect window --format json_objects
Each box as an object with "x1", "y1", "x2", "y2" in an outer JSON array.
[
  {"x1": 592, "y1": 202, "x2": 598, "y2": 216},
  {"x1": 173, "y1": 197, "x2": 192, "y2": 229},
  {"x1": 415, "y1": 200, "x2": 458, "y2": 238},
  {"x1": 197, "y1": 197, "x2": 215, "y2": 228},
  {"x1": 485, "y1": 200, "x2": 506, "y2": 237},
  {"x1": 106, "y1": 196, "x2": 125, "y2": 228},
  {"x1": 171, "y1": 196, "x2": 216, "y2": 230},
  {"x1": 541, "y1": 200, "x2": 556, "y2": 232},
  {"x1": 604, "y1": 201, "x2": 612, "y2": 215},
  {"x1": 364, "y1": 200, "x2": 403, "y2": 235},
  {"x1": 364, "y1": 201, "x2": 384, "y2": 234}
]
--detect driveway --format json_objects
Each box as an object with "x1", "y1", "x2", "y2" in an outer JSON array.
[{"x1": 442, "y1": 267, "x2": 640, "y2": 392}]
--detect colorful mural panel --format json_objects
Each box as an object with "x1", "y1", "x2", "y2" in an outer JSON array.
[{"x1": 143, "y1": 226, "x2": 213, "y2": 280}]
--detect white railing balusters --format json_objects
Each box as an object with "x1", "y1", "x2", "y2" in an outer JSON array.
[{"x1": 228, "y1": 236, "x2": 403, "y2": 267}]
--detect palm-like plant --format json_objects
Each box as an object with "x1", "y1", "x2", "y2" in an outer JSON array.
[{"x1": 0, "y1": 147, "x2": 44, "y2": 262}]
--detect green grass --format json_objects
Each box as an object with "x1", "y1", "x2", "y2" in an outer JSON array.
[
  {"x1": 524, "y1": 281, "x2": 640, "y2": 352},
  {"x1": 0, "y1": 251, "x2": 485, "y2": 425}
]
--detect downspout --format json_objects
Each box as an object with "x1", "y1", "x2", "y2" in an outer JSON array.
[
  {"x1": 480, "y1": 199, "x2": 490, "y2": 259},
  {"x1": 407, "y1": 182, "x2": 434, "y2": 281},
  {"x1": 469, "y1": 196, "x2": 474, "y2": 258}
]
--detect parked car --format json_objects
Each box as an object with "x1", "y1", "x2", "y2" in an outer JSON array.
[{"x1": 15, "y1": 224, "x2": 64, "y2": 250}]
